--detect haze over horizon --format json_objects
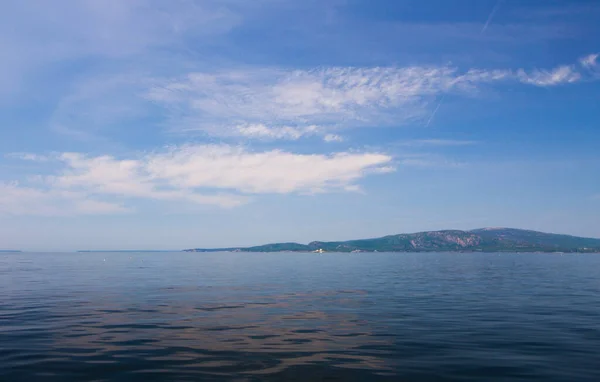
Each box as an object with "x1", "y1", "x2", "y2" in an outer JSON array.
[{"x1": 1, "y1": 0, "x2": 599, "y2": 251}]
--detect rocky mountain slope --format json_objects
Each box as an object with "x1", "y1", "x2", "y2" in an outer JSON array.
[{"x1": 185, "y1": 228, "x2": 600, "y2": 253}]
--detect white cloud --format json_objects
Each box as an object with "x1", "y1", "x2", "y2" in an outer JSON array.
[
  {"x1": 51, "y1": 152, "x2": 247, "y2": 208},
  {"x1": 234, "y1": 123, "x2": 321, "y2": 140},
  {"x1": 1, "y1": 145, "x2": 393, "y2": 215},
  {"x1": 233, "y1": 124, "x2": 343, "y2": 142},
  {"x1": 517, "y1": 65, "x2": 581, "y2": 86},
  {"x1": 324, "y1": 134, "x2": 344, "y2": 142},
  {"x1": 580, "y1": 53, "x2": 599, "y2": 78},
  {"x1": 144, "y1": 145, "x2": 393, "y2": 194},
  {"x1": 580, "y1": 53, "x2": 598, "y2": 68}
]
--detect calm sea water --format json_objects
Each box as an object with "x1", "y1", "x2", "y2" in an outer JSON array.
[{"x1": 1, "y1": 252, "x2": 600, "y2": 381}]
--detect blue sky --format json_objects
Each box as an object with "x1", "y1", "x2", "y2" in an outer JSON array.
[{"x1": 1, "y1": 0, "x2": 599, "y2": 251}]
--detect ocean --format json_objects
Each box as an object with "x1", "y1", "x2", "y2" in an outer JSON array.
[{"x1": 1, "y1": 252, "x2": 599, "y2": 381}]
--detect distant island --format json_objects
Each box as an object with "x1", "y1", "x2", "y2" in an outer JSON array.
[
  {"x1": 184, "y1": 228, "x2": 600, "y2": 253},
  {"x1": 0, "y1": 250, "x2": 21, "y2": 253}
]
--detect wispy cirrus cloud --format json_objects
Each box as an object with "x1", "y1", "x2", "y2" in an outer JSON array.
[
  {"x1": 146, "y1": 66, "x2": 458, "y2": 139},
  {"x1": 0, "y1": 182, "x2": 129, "y2": 217},
  {"x1": 145, "y1": 56, "x2": 598, "y2": 141},
  {"x1": 234, "y1": 124, "x2": 343, "y2": 142},
  {"x1": 323, "y1": 134, "x2": 344, "y2": 142},
  {"x1": 0, "y1": 0, "x2": 245, "y2": 102},
  {"x1": 580, "y1": 54, "x2": 599, "y2": 78},
  {"x1": 234, "y1": 123, "x2": 321, "y2": 141},
  {"x1": 5, "y1": 153, "x2": 50, "y2": 162},
  {"x1": 395, "y1": 152, "x2": 466, "y2": 168},
  {"x1": 148, "y1": 66, "x2": 461, "y2": 137},
  {"x1": 49, "y1": 73, "x2": 153, "y2": 140},
  {"x1": 517, "y1": 65, "x2": 581, "y2": 86},
  {"x1": 580, "y1": 54, "x2": 598, "y2": 68},
  {"x1": 2, "y1": 0, "x2": 597, "y2": 143},
  {"x1": 516, "y1": 53, "x2": 598, "y2": 86},
  {"x1": 397, "y1": 158, "x2": 461, "y2": 168},
  {"x1": 1, "y1": 145, "x2": 394, "y2": 215}
]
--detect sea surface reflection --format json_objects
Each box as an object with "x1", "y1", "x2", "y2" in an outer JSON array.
[{"x1": 2, "y1": 252, "x2": 600, "y2": 381}]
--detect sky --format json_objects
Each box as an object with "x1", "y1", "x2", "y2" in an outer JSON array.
[{"x1": 0, "y1": 0, "x2": 599, "y2": 251}]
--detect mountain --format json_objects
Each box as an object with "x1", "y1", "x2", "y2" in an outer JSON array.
[{"x1": 183, "y1": 228, "x2": 600, "y2": 253}]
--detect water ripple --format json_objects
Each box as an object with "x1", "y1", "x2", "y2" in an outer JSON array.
[{"x1": 1, "y1": 252, "x2": 600, "y2": 381}]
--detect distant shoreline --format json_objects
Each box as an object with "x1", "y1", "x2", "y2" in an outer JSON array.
[
  {"x1": 182, "y1": 249, "x2": 600, "y2": 254},
  {"x1": 184, "y1": 228, "x2": 600, "y2": 254}
]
